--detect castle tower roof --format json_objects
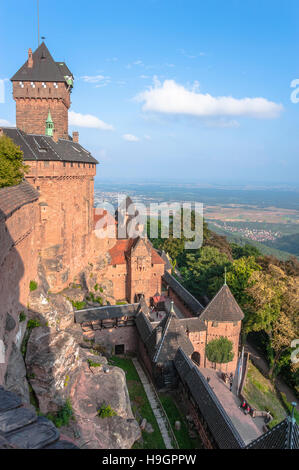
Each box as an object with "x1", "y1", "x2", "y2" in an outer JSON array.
[
  {"x1": 11, "y1": 42, "x2": 73, "y2": 84},
  {"x1": 200, "y1": 284, "x2": 244, "y2": 323},
  {"x1": 246, "y1": 413, "x2": 299, "y2": 449}
]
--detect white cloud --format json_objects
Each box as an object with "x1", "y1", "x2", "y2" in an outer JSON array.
[
  {"x1": 81, "y1": 75, "x2": 110, "y2": 85},
  {"x1": 122, "y1": 134, "x2": 140, "y2": 142},
  {"x1": 136, "y1": 79, "x2": 283, "y2": 119},
  {"x1": 69, "y1": 111, "x2": 114, "y2": 131},
  {"x1": 0, "y1": 118, "x2": 14, "y2": 127}
]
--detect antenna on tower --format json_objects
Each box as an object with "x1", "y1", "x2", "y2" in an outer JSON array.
[{"x1": 37, "y1": 0, "x2": 40, "y2": 46}]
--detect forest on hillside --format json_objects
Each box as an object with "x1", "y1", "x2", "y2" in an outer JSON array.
[{"x1": 147, "y1": 212, "x2": 299, "y2": 396}]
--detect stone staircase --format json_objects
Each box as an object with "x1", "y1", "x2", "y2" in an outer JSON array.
[{"x1": 0, "y1": 386, "x2": 77, "y2": 449}]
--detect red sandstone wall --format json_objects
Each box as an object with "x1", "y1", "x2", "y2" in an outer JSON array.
[
  {"x1": 94, "y1": 326, "x2": 138, "y2": 354},
  {"x1": 25, "y1": 162, "x2": 96, "y2": 292},
  {"x1": 204, "y1": 321, "x2": 241, "y2": 373},
  {"x1": 0, "y1": 200, "x2": 39, "y2": 383},
  {"x1": 13, "y1": 81, "x2": 70, "y2": 139}
]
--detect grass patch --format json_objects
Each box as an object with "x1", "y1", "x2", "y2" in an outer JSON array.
[
  {"x1": 19, "y1": 311, "x2": 26, "y2": 322},
  {"x1": 29, "y1": 280, "x2": 38, "y2": 291},
  {"x1": 97, "y1": 404, "x2": 117, "y2": 418},
  {"x1": 70, "y1": 299, "x2": 86, "y2": 310},
  {"x1": 87, "y1": 359, "x2": 102, "y2": 368},
  {"x1": 109, "y1": 356, "x2": 165, "y2": 449},
  {"x1": 280, "y1": 393, "x2": 299, "y2": 424},
  {"x1": 243, "y1": 360, "x2": 287, "y2": 428},
  {"x1": 159, "y1": 393, "x2": 199, "y2": 449}
]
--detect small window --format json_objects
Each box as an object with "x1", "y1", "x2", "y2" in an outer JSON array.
[
  {"x1": 71, "y1": 162, "x2": 73, "y2": 167},
  {"x1": 233, "y1": 321, "x2": 238, "y2": 326},
  {"x1": 115, "y1": 344, "x2": 125, "y2": 355},
  {"x1": 212, "y1": 321, "x2": 218, "y2": 327},
  {"x1": 44, "y1": 161, "x2": 49, "y2": 168},
  {"x1": 63, "y1": 162, "x2": 66, "y2": 167},
  {"x1": 78, "y1": 163, "x2": 80, "y2": 167}
]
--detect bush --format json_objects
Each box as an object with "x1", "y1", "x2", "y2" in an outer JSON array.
[
  {"x1": 206, "y1": 336, "x2": 234, "y2": 364},
  {"x1": 46, "y1": 399, "x2": 74, "y2": 428},
  {"x1": 0, "y1": 135, "x2": 29, "y2": 188},
  {"x1": 97, "y1": 403, "x2": 117, "y2": 418},
  {"x1": 29, "y1": 280, "x2": 38, "y2": 291},
  {"x1": 70, "y1": 300, "x2": 86, "y2": 310}
]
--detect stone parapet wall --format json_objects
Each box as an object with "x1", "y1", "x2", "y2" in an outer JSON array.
[{"x1": 0, "y1": 184, "x2": 39, "y2": 384}]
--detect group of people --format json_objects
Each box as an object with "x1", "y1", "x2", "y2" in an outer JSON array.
[{"x1": 240, "y1": 400, "x2": 252, "y2": 415}]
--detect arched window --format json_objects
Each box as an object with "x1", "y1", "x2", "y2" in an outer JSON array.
[{"x1": 191, "y1": 351, "x2": 201, "y2": 367}]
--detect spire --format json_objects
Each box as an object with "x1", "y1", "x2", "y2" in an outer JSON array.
[
  {"x1": 45, "y1": 109, "x2": 54, "y2": 136},
  {"x1": 224, "y1": 267, "x2": 227, "y2": 285},
  {"x1": 169, "y1": 300, "x2": 175, "y2": 314}
]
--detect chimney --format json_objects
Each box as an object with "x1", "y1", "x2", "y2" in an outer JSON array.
[
  {"x1": 156, "y1": 326, "x2": 162, "y2": 345},
  {"x1": 52, "y1": 128, "x2": 59, "y2": 142},
  {"x1": 28, "y1": 48, "x2": 33, "y2": 68},
  {"x1": 72, "y1": 131, "x2": 79, "y2": 143}
]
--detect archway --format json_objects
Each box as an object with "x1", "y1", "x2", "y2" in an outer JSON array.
[{"x1": 191, "y1": 351, "x2": 201, "y2": 367}]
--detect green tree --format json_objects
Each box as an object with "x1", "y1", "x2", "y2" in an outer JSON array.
[
  {"x1": 181, "y1": 246, "x2": 230, "y2": 299},
  {"x1": 0, "y1": 135, "x2": 28, "y2": 188},
  {"x1": 206, "y1": 337, "x2": 234, "y2": 366}
]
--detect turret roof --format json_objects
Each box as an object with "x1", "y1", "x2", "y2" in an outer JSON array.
[
  {"x1": 11, "y1": 42, "x2": 73, "y2": 83},
  {"x1": 199, "y1": 284, "x2": 244, "y2": 323}
]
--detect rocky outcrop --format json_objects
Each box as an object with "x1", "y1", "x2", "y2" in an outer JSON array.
[
  {"x1": 64, "y1": 354, "x2": 141, "y2": 449},
  {"x1": 25, "y1": 327, "x2": 81, "y2": 413},
  {"x1": 24, "y1": 288, "x2": 140, "y2": 449},
  {"x1": 4, "y1": 342, "x2": 29, "y2": 404}
]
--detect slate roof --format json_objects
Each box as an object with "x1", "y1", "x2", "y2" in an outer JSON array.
[
  {"x1": 246, "y1": 416, "x2": 299, "y2": 449},
  {"x1": 174, "y1": 349, "x2": 245, "y2": 449},
  {"x1": 0, "y1": 387, "x2": 77, "y2": 449},
  {"x1": 163, "y1": 271, "x2": 204, "y2": 316},
  {"x1": 74, "y1": 304, "x2": 139, "y2": 323},
  {"x1": 0, "y1": 181, "x2": 39, "y2": 221},
  {"x1": 145, "y1": 311, "x2": 194, "y2": 364},
  {"x1": 199, "y1": 284, "x2": 244, "y2": 323},
  {"x1": 2, "y1": 128, "x2": 98, "y2": 164},
  {"x1": 11, "y1": 42, "x2": 73, "y2": 83},
  {"x1": 135, "y1": 311, "x2": 154, "y2": 343}
]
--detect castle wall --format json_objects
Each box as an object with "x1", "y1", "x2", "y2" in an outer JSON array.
[
  {"x1": 167, "y1": 287, "x2": 194, "y2": 318},
  {"x1": 25, "y1": 162, "x2": 96, "y2": 292},
  {"x1": 94, "y1": 326, "x2": 138, "y2": 355},
  {"x1": 0, "y1": 188, "x2": 39, "y2": 384},
  {"x1": 13, "y1": 81, "x2": 70, "y2": 139}
]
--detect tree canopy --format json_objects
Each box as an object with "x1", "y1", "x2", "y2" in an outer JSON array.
[
  {"x1": 0, "y1": 135, "x2": 28, "y2": 188},
  {"x1": 206, "y1": 337, "x2": 235, "y2": 364}
]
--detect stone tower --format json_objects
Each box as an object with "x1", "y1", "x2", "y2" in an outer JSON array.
[
  {"x1": 3, "y1": 42, "x2": 98, "y2": 292},
  {"x1": 11, "y1": 42, "x2": 73, "y2": 140}
]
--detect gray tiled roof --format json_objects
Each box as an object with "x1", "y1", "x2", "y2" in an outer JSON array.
[
  {"x1": 11, "y1": 42, "x2": 72, "y2": 83},
  {"x1": 174, "y1": 348, "x2": 245, "y2": 449},
  {"x1": 0, "y1": 181, "x2": 39, "y2": 221},
  {"x1": 2, "y1": 128, "x2": 98, "y2": 164},
  {"x1": 135, "y1": 311, "x2": 154, "y2": 343},
  {"x1": 199, "y1": 284, "x2": 244, "y2": 322},
  {"x1": 163, "y1": 272, "x2": 204, "y2": 316},
  {"x1": 75, "y1": 304, "x2": 138, "y2": 323},
  {"x1": 145, "y1": 311, "x2": 194, "y2": 364},
  {"x1": 246, "y1": 417, "x2": 299, "y2": 449}
]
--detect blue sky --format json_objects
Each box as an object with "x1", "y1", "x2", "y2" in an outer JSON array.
[{"x1": 1, "y1": 0, "x2": 299, "y2": 185}]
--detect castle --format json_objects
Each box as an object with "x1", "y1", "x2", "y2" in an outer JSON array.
[
  {"x1": 1, "y1": 41, "x2": 298, "y2": 450},
  {"x1": 0, "y1": 41, "x2": 244, "y2": 382}
]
